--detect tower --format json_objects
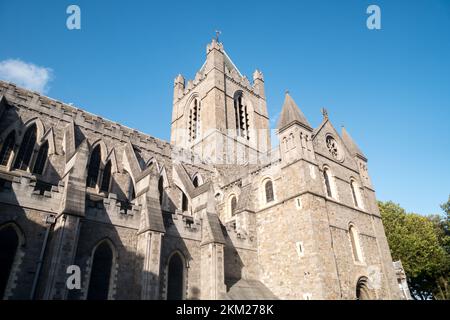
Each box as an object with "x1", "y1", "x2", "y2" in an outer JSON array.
[
  {"x1": 170, "y1": 39, "x2": 271, "y2": 164},
  {"x1": 277, "y1": 92, "x2": 315, "y2": 165}
]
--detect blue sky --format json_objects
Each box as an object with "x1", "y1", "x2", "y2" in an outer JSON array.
[{"x1": 0, "y1": 0, "x2": 449, "y2": 215}]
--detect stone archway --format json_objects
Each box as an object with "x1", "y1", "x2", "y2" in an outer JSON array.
[
  {"x1": 0, "y1": 224, "x2": 21, "y2": 299},
  {"x1": 87, "y1": 241, "x2": 114, "y2": 300},
  {"x1": 356, "y1": 276, "x2": 372, "y2": 300},
  {"x1": 166, "y1": 252, "x2": 185, "y2": 300}
]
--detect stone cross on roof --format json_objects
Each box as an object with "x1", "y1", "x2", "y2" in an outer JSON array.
[{"x1": 215, "y1": 30, "x2": 222, "y2": 42}]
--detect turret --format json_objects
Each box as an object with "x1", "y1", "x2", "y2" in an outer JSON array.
[
  {"x1": 253, "y1": 69, "x2": 265, "y2": 99},
  {"x1": 173, "y1": 74, "x2": 185, "y2": 103},
  {"x1": 171, "y1": 38, "x2": 270, "y2": 164},
  {"x1": 277, "y1": 92, "x2": 314, "y2": 164},
  {"x1": 341, "y1": 126, "x2": 366, "y2": 160},
  {"x1": 204, "y1": 39, "x2": 225, "y2": 74},
  {"x1": 341, "y1": 126, "x2": 372, "y2": 188}
]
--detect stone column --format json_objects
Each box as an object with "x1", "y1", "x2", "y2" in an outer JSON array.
[
  {"x1": 138, "y1": 231, "x2": 163, "y2": 300},
  {"x1": 200, "y1": 242, "x2": 226, "y2": 299},
  {"x1": 42, "y1": 214, "x2": 81, "y2": 300},
  {"x1": 43, "y1": 139, "x2": 88, "y2": 300}
]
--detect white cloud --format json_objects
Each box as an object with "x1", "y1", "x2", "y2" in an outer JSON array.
[{"x1": 0, "y1": 59, "x2": 53, "y2": 94}]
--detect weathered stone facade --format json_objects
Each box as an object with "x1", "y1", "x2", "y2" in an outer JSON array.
[{"x1": 0, "y1": 39, "x2": 404, "y2": 300}]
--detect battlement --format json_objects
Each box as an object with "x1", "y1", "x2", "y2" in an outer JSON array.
[
  {"x1": 0, "y1": 80, "x2": 174, "y2": 160},
  {"x1": 0, "y1": 80, "x2": 217, "y2": 172},
  {"x1": 85, "y1": 192, "x2": 141, "y2": 229},
  {"x1": 0, "y1": 172, "x2": 62, "y2": 213},
  {"x1": 163, "y1": 211, "x2": 202, "y2": 241},
  {"x1": 173, "y1": 40, "x2": 265, "y2": 104}
]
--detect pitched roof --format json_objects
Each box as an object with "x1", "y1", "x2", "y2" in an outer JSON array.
[
  {"x1": 226, "y1": 279, "x2": 278, "y2": 300},
  {"x1": 235, "y1": 184, "x2": 255, "y2": 213},
  {"x1": 199, "y1": 48, "x2": 243, "y2": 77},
  {"x1": 341, "y1": 127, "x2": 366, "y2": 159},
  {"x1": 277, "y1": 92, "x2": 311, "y2": 132}
]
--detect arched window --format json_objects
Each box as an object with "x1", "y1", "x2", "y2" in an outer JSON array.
[
  {"x1": 192, "y1": 176, "x2": 199, "y2": 188},
  {"x1": 234, "y1": 92, "x2": 249, "y2": 140},
  {"x1": 289, "y1": 133, "x2": 295, "y2": 149},
  {"x1": 13, "y1": 124, "x2": 37, "y2": 171},
  {"x1": 0, "y1": 224, "x2": 20, "y2": 299},
  {"x1": 349, "y1": 225, "x2": 363, "y2": 263},
  {"x1": 167, "y1": 253, "x2": 185, "y2": 300},
  {"x1": 350, "y1": 180, "x2": 359, "y2": 208},
  {"x1": 181, "y1": 191, "x2": 189, "y2": 212},
  {"x1": 158, "y1": 176, "x2": 164, "y2": 205},
  {"x1": 32, "y1": 141, "x2": 49, "y2": 175},
  {"x1": 356, "y1": 277, "x2": 371, "y2": 300},
  {"x1": 128, "y1": 176, "x2": 136, "y2": 201},
  {"x1": 119, "y1": 172, "x2": 135, "y2": 214},
  {"x1": 323, "y1": 168, "x2": 333, "y2": 198},
  {"x1": 189, "y1": 98, "x2": 201, "y2": 141},
  {"x1": 0, "y1": 131, "x2": 15, "y2": 167},
  {"x1": 87, "y1": 241, "x2": 114, "y2": 300},
  {"x1": 230, "y1": 195, "x2": 237, "y2": 216},
  {"x1": 283, "y1": 137, "x2": 288, "y2": 151},
  {"x1": 100, "y1": 161, "x2": 111, "y2": 193},
  {"x1": 86, "y1": 145, "x2": 101, "y2": 188},
  {"x1": 264, "y1": 180, "x2": 274, "y2": 203}
]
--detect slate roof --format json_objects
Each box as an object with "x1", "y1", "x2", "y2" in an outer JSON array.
[
  {"x1": 277, "y1": 92, "x2": 311, "y2": 131},
  {"x1": 341, "y1": 126, "x2": 366, "y2": 159},
  {"x1": 226, "y1": 279, "x2": 278, "y2": 300}
]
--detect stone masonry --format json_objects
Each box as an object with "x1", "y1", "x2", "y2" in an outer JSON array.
[{"x1": 0, "y1": 39, "x2": 406, "y2": 300}]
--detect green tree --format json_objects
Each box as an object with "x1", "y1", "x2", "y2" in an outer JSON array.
[
  {"x1": 440, "y1": 195, "x2": 450, "y2": 246},
  {"x1": 433, "y1": 195, "x2": 450, "y2": 299},
  {"x1": 379, "y1": 201, "x2": 449, "y2": 300},
  {"x1": 441, "y1": 196, "x2": 450, "y2": 216}
]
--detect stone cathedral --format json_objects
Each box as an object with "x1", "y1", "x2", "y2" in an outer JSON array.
[{"x1": 0, "y1": 39, "x2": 409, "y2": 300}]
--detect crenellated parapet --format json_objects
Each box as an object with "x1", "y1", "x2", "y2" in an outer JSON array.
[
  {"x1": 0, "y1": 174, "x2": 62, "y2": 213},
  {"x1": 85, "y1": 192, "x2": 141, "y2": 228},
  {"x1": 0, "y1": 80, "x2": 176, "y2": 162},
  {"x1": 223, "y1": 219, "x2": 255, "y2": 250},
  {"x1": 163, "y1": 212, "x2": 202, "y2": 241}
]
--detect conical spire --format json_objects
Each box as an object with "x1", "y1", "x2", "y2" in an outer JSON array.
[
  {"x1": 341, "y1": 126, "x2": 366, "y2": 159},
  {"x1": 277, "y1": 92, "x2": 311, "y2": 132}
]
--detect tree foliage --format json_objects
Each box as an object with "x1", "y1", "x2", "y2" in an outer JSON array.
[{"x1": 379, "y1": 200, "x2": 450, "y2": 300}]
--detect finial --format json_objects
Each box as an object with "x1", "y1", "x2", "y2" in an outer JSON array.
[
  {"x1": 321, "y1": 108, "x2": 329, "y2": 119},
  {"x1": 285, "y1": 89, "x2": 290, "y2": 95},
  {"x1": 215, "y1": 30, "x2": 222, "y2": 42}
]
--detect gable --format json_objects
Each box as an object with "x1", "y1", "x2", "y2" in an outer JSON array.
[{"x1": 312, "y1": 119, "x2": 358, "y2": 171}]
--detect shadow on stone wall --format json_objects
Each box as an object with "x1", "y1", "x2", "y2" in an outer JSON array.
[
  {"x1": 0, "y1": 107, "x2": 209, "y2": 301},
  {"x1": 0, "y1": 176, "x2": 54, "y2": 300},
  {"x1": 161, "y1": 212, "x2": 200, "y2": 300},
  {"x1": 221, "y1": 225, "x2": 244, "y2": 291}
]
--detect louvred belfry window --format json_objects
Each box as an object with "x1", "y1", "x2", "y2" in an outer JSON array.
[
  {"x1": 189, "y1": 99, "x2": 201, "y2": 141},
  {"x1": 234, "y1": 92, "x2": 250, "y2": 140}
]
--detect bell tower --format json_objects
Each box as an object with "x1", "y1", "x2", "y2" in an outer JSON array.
[{"x1": 170, "y1": 39, "x2": 271, "y2": 164}]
